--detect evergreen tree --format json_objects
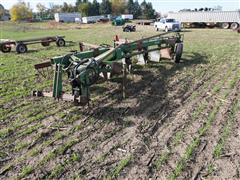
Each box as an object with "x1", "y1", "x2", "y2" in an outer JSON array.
[
  {"x1": 133, "y1": 0, "x2": 141, "y2": 18},
  {"x1": 91, "y1": 0, "x2": 100, "y2": 15},
  {"x1": 100, "y1": 0, "x2": 112, "y2": 15},
  {"x1": 141, "y1": 0, "x2": 155, "y2": 19},
  {"x1": 75, "y1": 0, "x2": 82, "y2": 6},
  {"x1": 127, "y1": 0, "x2": 134, "y2": 14}
]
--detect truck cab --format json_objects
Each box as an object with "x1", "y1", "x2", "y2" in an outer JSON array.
[{"x1": 154, "y1": 18, "x2": 181, "y2": 32}]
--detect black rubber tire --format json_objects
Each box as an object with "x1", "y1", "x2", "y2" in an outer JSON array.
[
  {"x1": 16, "y1": 43, "x2": 28, "y2": 53},
  {"x1": 230, "y1": 22, "x2": 239, "y2": 30},
  {"x1": 174, "y1": 43, "x2": 183, "y2": 63},
  {"x1": 56, "y1": 38, "x2": 65, "y2": 47},
  {"x1": 125, "y1": 28, "x2": 130, "y2": 32},
  {"x1": 1, "y1": 44, "x2": 11, "y2": 53},
  {"x1": 41, "y1": 41, "x2": 50, "y2": 47},
  {"x1": 222, "y1": 22, "x2": 230, "y2": 29}
]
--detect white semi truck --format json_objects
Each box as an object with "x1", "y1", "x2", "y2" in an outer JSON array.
[{"x1": 167, "y1": 11, "x2": 240, "y2": 29}]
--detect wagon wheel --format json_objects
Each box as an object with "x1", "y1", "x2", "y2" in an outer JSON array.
[
  {"x1": 173, "y1": 43, "x2": 183, "y2": 63},
  {"x1": 41, "y1": 41, "x2": 50, "y2": 47},
  {"x1": 16, "y1": 43, "x2": 28, "y2": 53},
  {"x1": 56, "y1": 38, "x2": 65, "y2": 47},
  {"x1": 0, "y1": 44, "x2": 11, "y2": 53}
]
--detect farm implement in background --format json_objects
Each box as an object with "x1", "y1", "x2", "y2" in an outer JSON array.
[
  {"x1": 33, "y1": 32, "x2": 184, "y2": 106},
  {"x1": 0, "y1": 36, "x2": 66, "y2": 53}
]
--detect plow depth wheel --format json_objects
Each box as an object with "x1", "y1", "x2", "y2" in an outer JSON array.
[
  {"x1": 16, "y1": 43, "x2": 28, "y2": 53},
  {"x1": 173, "y1": 43, "x2": 183, "y2": 63},
  {"x1": 0, "y1": 44, "x2": 11, "y2": 53}
]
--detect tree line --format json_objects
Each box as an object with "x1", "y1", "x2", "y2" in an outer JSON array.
[
  {"x1": 47, "y1": 0, "x2": 156, "y2": 19},
  {"x1": 9, "y1": 0, "x2": 156, "y2": 21}
]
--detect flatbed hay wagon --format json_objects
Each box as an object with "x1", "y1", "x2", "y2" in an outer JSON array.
[
  {"x1": 0, "y1": 36, "x2": 66, "y2": 53},
  {"x1": 33, "y1": 32, "x2": 184, "y2": 106}
]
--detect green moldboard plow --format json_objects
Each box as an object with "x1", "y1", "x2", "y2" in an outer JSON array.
[{"x1": 33, "y1": 32, "x2": 184, "y2": 105}]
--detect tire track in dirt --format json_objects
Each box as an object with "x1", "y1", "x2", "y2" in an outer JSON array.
[
  {"x1": 57, "y1": 50, "x2": 233, "y2": 179},
  {"x1": 0, "y1": 101, "x2": 61, "y2": 154},
  {"x1": 44, "y1": 119, "x2": 133, "y2": 179},
  {"x1": 1, "y1": 84, "x2": 126, "y2": 178},
  {"x1": 2, "y1": 114, "x2": 93, "y2": 178},
  {"x1": 119, "y1": 59, "x2": 236, "y2": 179},
  {"x1": 159, "y1": 66, "x2": 240, "y2": 179},
  {"x1": 0, "y1": 100, "x2": 32, "y2": 125},
  {"x1": 3, "y1": 59, "x2": 176, "y2": 179},
  {"x1": 87, "y1": 54, "x2": 232, "y2": 179},
  {"x1": 0, "y1": 100, "x2": 56, "y2": 139},
  {"x1": 57, "y1": 101, "x2": 142, "y2": 179},
  {"x1": 57, "y1": 57, "x2": 205, "y2": 178},
  {"x1": 211, "y1": 103, "x2": 240, "y2": 179},
  {"x1": 181, "y1": 77, "x2": 240, "y2": 179},
  {"x1": 197, "y1": 87, "x2": 240, "y2": 180},
  {"x1": 31, "y1": 60, "x2": 177, "y2": 179},
  {"x1": 0, "y1": 103, "x2": 75, "y2": 176},
  {"x1": 1, "y1": 39, "x2": 238, "y2": 179}
]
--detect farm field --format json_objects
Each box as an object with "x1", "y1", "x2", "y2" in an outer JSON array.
[{"x1": 0, "y1": 21, "x2": 240, "y2": 179}]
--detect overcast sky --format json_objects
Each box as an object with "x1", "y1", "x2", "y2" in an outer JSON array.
[{"x1": 0, "y1": 0, "x2": 239, "y2": 13}]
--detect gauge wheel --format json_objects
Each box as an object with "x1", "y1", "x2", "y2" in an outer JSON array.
[
  {"x1": 173, "y1": 43, "x2": 183, "y2": 63},
  {"x1": 16, "y1": 43, "x2": 28, "y2": 53}
]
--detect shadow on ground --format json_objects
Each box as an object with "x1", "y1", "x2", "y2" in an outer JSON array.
[{"x1": 88, "y1": 52, "x2": 208, "y2": 127}]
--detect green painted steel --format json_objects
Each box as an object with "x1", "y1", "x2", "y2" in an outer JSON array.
[
  {"x1": 44, "y1": 32, "x2": 183, "y2": 104},
  {"x1": 53, "y1": 64, "x2": 63, "y2": 98}
]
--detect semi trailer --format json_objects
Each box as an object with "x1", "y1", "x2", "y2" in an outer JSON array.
[{"x1": 168, "y1": 11, "x2": 240, "y2": 29}]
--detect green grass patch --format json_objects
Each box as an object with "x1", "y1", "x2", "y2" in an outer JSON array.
[
  {"x1": 213, "y1": 99, "x2": 239, "y2": 158},
  {"x1": 105, "y1": 155, "x2": 132, "y2": 180}
]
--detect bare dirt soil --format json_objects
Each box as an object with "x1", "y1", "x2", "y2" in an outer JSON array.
[{"x1": 0, "y1": 23, "x2": 239, "y2": 180}]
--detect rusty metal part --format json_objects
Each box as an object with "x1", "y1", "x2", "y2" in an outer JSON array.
[
  {"x1": 34, "y1": 61, "x2": 52, "y2": 70},
  {"x1": 160, "y1": 48, "x2": 172, "y2": 59}
]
